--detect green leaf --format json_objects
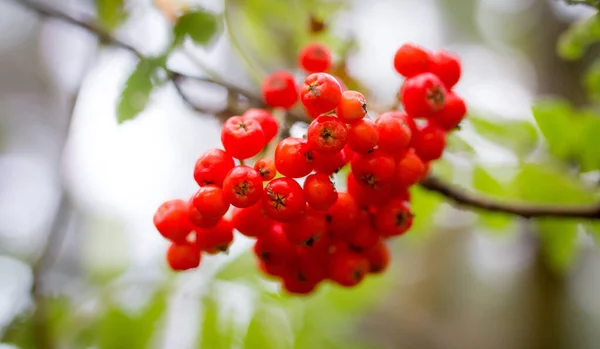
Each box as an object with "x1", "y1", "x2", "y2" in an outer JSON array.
[
  {"x1": 174, "y1": 9, "x2": 220, "y2": 47},
  {"x1": 467, "y1": 115, "x2": 538, "y2": 155},
  {"x1": 95, "y1": 0, "x2": 128, "y2": 31},
  {"x1": 557, "y1": 13, "x2": 600, "y2": 60},
  {"x1": 584, "y1": 59, "x2": 600, "y2": 103},
  {"x1": 531, "y1": 99, "x2": 576, "y2": 160},
  {"x1": 537, "y1": 219, "x2": 579, "y2": 273},
  {"x1": 576, "y1": 111, "x2": 600, "y2": 172},
  {"x1": 198, "y1": 296, "x2": 235, "y2": 349},
  {"x1": 116, "y1": 59, "x2": 160, "y2": 123},
  {"x1": 472, "y1": 167, "x2": 513, "y2": 231},
  {"x1": 244, "y1": 306, "x2": 292, "y2": 349}
]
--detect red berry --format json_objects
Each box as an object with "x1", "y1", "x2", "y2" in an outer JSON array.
[
  {"x1": 347, "y1": 172, "x2": 392, "y2": 207},
  {"x1": 154, "y1": 199, "x2": 194, "y2": 242},
  {"x1": 413, "y1": 122, "x2": 447, "y2": 162},
  {"x1": 222, "y1": 166, "x2": 263, "y2": 208},
  {"x1": 263, "y1": 177, "x2": 306, "y2": 222},
  {"x1": 187, "y1": 197, "x2": 220, "y2": 229},
  {"x1": 195, "y1": 216, "x2": 234, "y2": 254},
  {"x1": 400, "y1": 72, "x2": 447, "y2": 118},
  {"x1": 304, "y1": 173, "x2": 338, "y2": 211},
  {"x1": 312, "y1": 148, "x2": 348, "y2": 175},
  {"x1": 430, "y1": 92, "x2": 467, "y2": 130},
  {"x1": 366, "y1": 242, "x2": 390, "y2": 274},
  {"x1": 258, "y1": 259, "x2": 290, "y2": 279},
  {"x1": 282, "y1": 273, "x2": 318, "y2": 295},
  {"x1": 254, "y1": 223, "x2": 295, "y2": 265},
  {"x1": 375, "y1": 198, "x2": 413, "y2": 237},
  {"x1": 231, "y1": 201, "x2": 273, "y2": 238},
  {"x1": 350, "y1": 149, "x2": 396, "y2": 189},
  {"x1": 328, "y1": 250, "x2": 369, "y2": 287},
  {"x1": 394, "y1": 150, "x2": 426, "y2": 188},
  {"x1": 326, "y1": 192, "x2": 361, "y2": 238},
  {"x1": 300, "y1": 73, "x2": 342, "y2": 115},
  {"x1": 193, "y1": 148, "x2": 235, "y2": 187},
  {"x1": 429, "y1": 50, "x2": 461, "y2": 89},
  {"x1": 254, "y1": 158, "x2": 277, "y2": 181},
  {"x1": 346, "y1": 118, "x2": 379, "y2": 154},
  {"x1": 374, "y1": 112, "x2": 412, "y2": 154},
  {"x1": 261, "y1": 71, "x2": 299, "y2": 109},
  {"x1": 274, "y1": 137, "x2": 314, "y2": 178},
  {"x1": 191, "y1": 185, "x2": 230, "y2": 219},
  {"x1": 289, "y1": 247, "x2": 327, "y2": 284},
  {"x1": 283, "y1": 208, "x2": 327, "y2": 246},
  {"x1": 307, "y1": 115, "x2": 348, "y2": 154},
  {"x1": 393, "y1": 43, "x2": 431, "y2": 77},
  {"x1": 242, "y1": 108, "x2": 279, "y2": 143},
  {"x1": 345, "y1": 220, "x2": 380, "y2": 252},
  {"x1": 298, "y1": 42, "x2": 332, "y2": 73},
  {"x1": 166, "y1": 241, "x2": 201, "y2": 271},
  {"x1": 336, "y1": 90, "x2": 367, "y2": 123},
  {"x1": 221, "y1": 116, "x2": 265, "y2": 160}
]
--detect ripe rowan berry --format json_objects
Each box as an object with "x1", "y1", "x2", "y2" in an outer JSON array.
[
  {"x1": 242, "y1": 108, "x2": 279, "y2": 144},
  {"x1": 282, "y1": 273, "x2": 318, "y2": 295},
  {"x1": 347, "y1": 172, "x2": 392, "y2": 207},
  {"x1": 274, "y1": 137, "x2": 314, "y2": 178},
  {"x1": 300, "y1": 73, "x2": 342, "y2": 115},
  {"x1": 346, "y1": 118, "x2": 379, "y2": 154},
  {"x1": 345, "y1": 220, "x2": 380, "y2": 252},
  {"x1": 193, "y1": 148, "x2": 235, "y2": 187},
  {"x1": 429, "y1": 50, "x2": 461, "y2": 89},
  {"x1": 289, "y1": 247, "x2": 327, "y2": 284},
  {"x1": 298, "y1": 42, "x2": 332, "y2": 73},
  {"x1": 222, "y1": 165, "x2": 263, "y2": 208},
  {"x1": 154, "y1": 199, "x2": 194, "y2": 242},
  {"x1": 350, "y1": 149, "x2": 396, "y2": 188},
  {"x1": 307, "y1": 115, "x2": 348, "y2": 154},
  {"x1": 400, "y1": 72, "x2": 447, "y2": 118},
  {"x1": 231, "y1": 201, "x2": 273, "y2": 238},
  {"x1": 375, "y1": 198, "x2": 413, "y2": 237},
  {"x1": 328, "y1": 250, "x2": 369, "y2": 287},
  {"x1": 365, "y1": 242, "x2": 390, "y2": 274},
  {"x1": 191, "y1": 185, "x2": 230, "y2": 219},
  {"x1": 336, "y1": 90, "x2": 367, "y2": 123},
  {"x1": 303, "y1": 173, "x2": 338, "y2": 211},
  {"x1": 429, "y1": 92, "x2": 466, "y2": 130},
  {"x1": 375, "y1": 112, "x2": 412, "y2": 154},
  {"x1": 221, "y1": 116, "x2": 266, "y2": 160},
  {"x1": 187, "y1": 197, "x2": 221, "y2": 229},
  {"x1": 195, "y1": 216, "x2": 234, "y2": 254},
  {"x1": 393, "y1": 43, "x2": 431, "y2": 77},
  {"x1": 413, "y1": 122, "x2": 447, "y2": 162},
  {"x1": 263, "y1": 177, "x2": 306, "y2": 222},
  {"x1": 254, "y1": 158, "x2": 277, "y2": 181},
  {"x1": 312, "y1": 148, "x2": 348, "y2": 175},
  {"x1": 166, "y1": 241, "x2": 201, "y2": 271},
  {"x1": 262, "y1": 71, "x2": 299, "y2": 109},
  {"x1": 258, "y1": 259, "x2": 290, "y2": 279},
  {"x1": 394, "y1": 150, "x2": 426, "y2": 188},
  {"x1": 283, "y1": 208, "x2": 327, "y2": 247},
  {"x1": 254, "y1": 223, "x2": 295, "y2": 265},
  {"x1": 326, "y1": 192, "x2": 361, "y2": 238}
]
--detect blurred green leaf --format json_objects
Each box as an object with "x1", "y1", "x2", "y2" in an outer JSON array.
[
  {"x1": 198, "y1": 296, "x2": 235, "y2": 349},
  {"x1": 408, "y1": 185, "x2": 443, "y2": 236},
  {"x1": 531, "y1": 99, "x2": 576, "y2": 160},
  {"x1": 557, "y1": 13, "x2": 600, "y2": 60},
  {"x1": 576, "y1": 111, "x2": 600, "y2": 171},
  {"x1": 95, "y1": 0, "x2": 128, "y2": 31},
  {"x1": 472, "y1": 167, "x2": 513, "y2": 231},
  {"x1": 537, "y1": 219, "x2": 579, "y2": 273},
  {"x1": 446, "y1": 133, "x2": 475, "y2": 154},
  {"x1": 244, "y1": 306, "x2": 292, "y2": 349},
  {"x1": 2, "y1": 314, "x2": 36, "y2": 349},
  {"x1": 215, "y1": 250, "x2": 259, "y2": 281},
  {"x1": 174, "y1": 9, "x2": 221, "y2": 47},
  {"x1": 584, "y1": 59, "x2": 600, "y2": 103},
  {"x1": 468, "y1": 115, "x2": 538, "y2": 155},
  {"x1": 117, "y1": 59, "x2": 161, "y2": 124}
]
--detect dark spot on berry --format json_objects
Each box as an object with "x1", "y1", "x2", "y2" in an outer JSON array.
[
  {"x1": 352, "y1": 269, "x2": 364, "y2": 281},
  {"x1": 325, "y1": 214, "x2": 332, "y2": 223}
]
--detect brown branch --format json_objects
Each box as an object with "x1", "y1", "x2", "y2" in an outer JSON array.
[{"x1": 420, "y1": 176, "x2": 600, "y2": 219}]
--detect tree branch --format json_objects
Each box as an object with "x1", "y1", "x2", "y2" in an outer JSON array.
[{"x1": 12, "y1": 0, "x2": 600, "y2": 221}]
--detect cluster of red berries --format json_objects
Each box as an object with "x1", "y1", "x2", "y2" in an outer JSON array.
[{"x1": 152, "y1": 42, "x2": 467, "y2": 295}]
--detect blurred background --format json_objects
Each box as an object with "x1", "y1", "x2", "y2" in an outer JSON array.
[{"x1": 1, "y1": 0, "x2": 600, "y2": 348}]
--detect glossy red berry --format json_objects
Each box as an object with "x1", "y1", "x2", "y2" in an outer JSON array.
[
  {"x1": 393, "y1": 43, "x2": 431, "y2": 77},
  {"x1": 326, "y1": 192, "x2": 361, "y2": 238},
  {"x1": 221, "y1": 116, "x2": 266, "y2": 160},
  {"x1": 166, "y1": 241, "x2": 201, "y2": 271},
  {"x1": 283, "y1": 208, "x2": 327, "y2": 246},
  {"x1": 413, "y1": 122, "x2": 447, "y2": 162},
  {"x1": 303, "y1": 173, "x2": 338, "y2": 211},
  {"x1": 347, "y1": 172, "x2": 392, "y2": 207},
  {"x1": 328, "y1": 250, "x2": 369, "y2": 287},
  {"x1": 222, "y1": 166, "x2": 263, "y2": 208},
  {"x1": 262, "y1": 71, "x2": 299, "y2": 109},
  {"x1": 400, "y1": 72, "x2": 447, "y2": 118},
  {"x1": 254, "y1": 223, "x2": 295, "y2": 265},
  {"x1": 298, "y1": 42, "x2": 332, "y2": 73},
  {"x1": 274, "y1": 137, "x2": 314, "y2": 178},
  {"x1": 154, "y1": 199, "x2": 194, "y2": 242},
  {"x1": 350, "y1": 149, "x2": 396, "y2": 188},
  {"x1": 394, "y1": 150, "x2": 426, "y2": 188},
  {"x1": 366, "y1": 242, "x2": 390, "y2": 274},
  {"x1": 345, "y1": 220, "x2": 380, "y2": 252},
  {"x1": 263, "y1": 177, "x2": 306, "y2": 222},
  {"x1": 254, "y1": 158, "x2": 277, "y2": 181},
  {"x1": 290, "y1": 247, "x2": 327, "y2": 284},
  {"x1": 193, "y1": 149, "x2": 235, "y2": 187},
  {"x1": 430, "y1": 92, "x2": 466, "y2": 130},
  {"x1": 307, "y1": 115, "x2": 348, "y2": 154},
  {"x1": 336, "y1": 90, "x2": 367, "y2": 123},
  {"x1": 312, "y1": 148, "x2": 348, "y2": 175},
  {"x1": 375, "y1": 112, "x2": 412, "y2": 154},
  {"x1": 375, "y1": 198, "x2": 414, "y2": 237},
  {"x1": 346, "y1": 118, "x2": 379, "y2": 154},
  {"x1": 282, "y1": 273, "x2": 318, "y2": 295},
  {"x1": 191, "y1": 185, "x2": 230, "y2": 219},
  {"x1": 195, "y1": 217, "x2": 234, "y2": 254},
  {"x1": 242, "y1": 108, "x2": 279, "y2": 143},
  {"x1": 187, "y1": 197, "x2": 220, "y2": 229},
  {"x1": 231, "y1": 201, "x2": 273, "y2": 238},
  {"x1": 429, "y1": 50, "x2": 461, "y2": 89},
  {"x1": 300, "y1": 73, "x2": 342, "y2": 115}
]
